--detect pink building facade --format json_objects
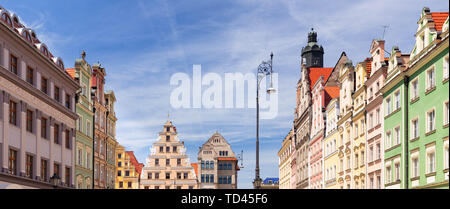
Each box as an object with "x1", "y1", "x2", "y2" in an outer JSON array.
[{"x1": 365, "y1": 40, "x2": 387, "y2": 189}]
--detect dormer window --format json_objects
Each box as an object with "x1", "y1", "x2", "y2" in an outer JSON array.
[
  {"x1": 2, "y1": 13, "x2": 12, "y2": 26},
  {"x1": 41, "y1": 47, "x2": 49, "y2": 57},
  {"x1": 57, "y1": 60, "x2": 64, "y2": 69},
  {"x1": 23, "y1": 31, "x2": 32, "y2": 42}
]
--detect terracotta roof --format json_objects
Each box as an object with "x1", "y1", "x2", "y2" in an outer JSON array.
[
  {"x1": 324, "y1": 86, "x2": 340, "y2": 99},
  {"x1": 309, "y1": 68, "x2": 333, "y2": 90},
  {"x1": 218, "y1": 157, "x2": 238, "y2": 161},
  {"x1": 65, "y1": 68, "x2": 76, "y2": 80},
  {"x1": 126, "y1": 151, "x2": 143, "y2": 175},
  {"x1": 431, "y1": 12, "x2": 449, "y2": 32},
  {"x1": 191, "y1": 163, "x2": 198, "y2": 176}
]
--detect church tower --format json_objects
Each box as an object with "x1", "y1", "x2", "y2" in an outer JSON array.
[{"x1": 301, "y1": 28, "x2": 324, "y2": 68}]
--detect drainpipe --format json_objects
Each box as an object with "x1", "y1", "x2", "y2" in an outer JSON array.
[
  {"x1": 92, "y1": 106, "x2": 96, "y2": 189},
  {"x1": 403, "y1": 75, "x2": 409, "y2": 189}
]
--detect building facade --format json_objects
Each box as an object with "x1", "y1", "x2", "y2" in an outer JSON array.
[
  {"x1": 66, "y1": 53, "x2": 94, "y2": 189},
  {"x1": 0, "y1": 6, "x2": 78, "y2": 188},
  {"x1": 405, "y1": 8, "x2": 448, "y2": 189},
  {"x1": 278, "y1": 129, "x2": 292, "y2": 189},
  {"x1": 366, "y1": 40, "x2": 387, "y2": 189},
  {"x1": 323, "y1": 97, "x2": 340, "y2": 189},
  {"x1": 351, "y1": 59, "x2": 369, "y2": 189},
  {"x1": 115, "y1": 144, "x2": 143, "y2": 189},
  {"x1": 140, "y1": 120, "x2": 198, "y2": 189},
  {"x1": 105, "y1": 91, "x2": 117, "y2": 189},
  {"x1": 197, "y1": 132, "x2": 240, "y2": 189}
]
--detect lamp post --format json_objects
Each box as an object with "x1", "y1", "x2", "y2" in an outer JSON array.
[
  {"x1": 50, "y1": 173, "x2": 61, "y2": 189},
  {"x1": 253, "y1": 52, "x2": 275, "y2": 189}
]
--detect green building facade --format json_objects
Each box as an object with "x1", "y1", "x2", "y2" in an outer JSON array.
[
  {"x1": 73, "y1": 53, "x2": 95, "y2": 189},
  {"x1": 382, "y1": 7, "x2": 449, "y2": 189},
  {"x1": 406, "y1": 8, "x2": 449, "y2": 189}
]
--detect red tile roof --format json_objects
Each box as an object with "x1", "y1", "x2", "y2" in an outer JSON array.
[
  {"x1": 126, "y1": 151, "x2": 143, "y2": 175},
  {"x1": 324, "y1": 86, "x2": 340, "y2": 99},
  {"x1": 218, "y1": 157, "x2": 238, "y2": 161},
  {"x1": 65, "y1": 68, "x2": 76, "y2": 80},
  {"x1": 309, "y1": 68, "x2": 333, "y2": 90},
  {"x1": 431, "y1": 12, "x2": 449, "y2": 32},
  {"x1": 191, "y1": 163, "x2": 198, "y2": 176},
  {"x1": 364, "y1": 58, "x2": 372, "y2": 78}
]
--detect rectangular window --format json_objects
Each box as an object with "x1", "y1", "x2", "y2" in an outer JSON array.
[
  {"x1": 9, "y1": 101, "x2": 17, "y2": 125},
  {"x1": 10, "y1": 54, "x2": 18, "y2": 75},
  {"x1": 26, "y1": 67, "x2": 34, "y2": 85},
  {"x1": 125, "y1": 170, "x2": 130, "y2": 177},
  {"x1": 166, "y1": 159, "x2": 170, "y2": 166},
  {"x1": 376, "y1": 143, "x2": 381, "y2": 160},
  {"x1": 427, "y1": 67, "x2": 435, "y2": 90},
  {"x1": 26, "y1": 110, "x2": 33, "y2": 132},
  {"x1": 54, "y1": 163, "x2": 60, "y2": 177},
  {"x1": 155, "y1": 159, "x2": 159, "y2": 166},
  {"x1": 386, "y1": 98, "x2": 392, "y2": 115},
  {"x1": 184, "y1": 172, "x2": 188, "y2": 179},
  {"x1": 177, "y1": 159, "x2": 181, "y2": 166},
  {"x1": 369, "y1": 146, "x2": 373, "y2": 162},
  {"x1": 166, "y1": 172, "x2": 170, "y2": 179},
  {"x1": 166, "y1": 135, "x2": 170, "y2": 142},
  {"x1": 54, "y1": 124, "x2": 60, "y2": 144},
  {"x1": 65, "y1": 167, "x2": 71, "y2": 187},
  {"x1": 177, "y1": 172, "x2": 182, "y2": 179},
  {"x1": 159, "y1": 146, "x2": 164, "y2": 153},
  {"x1": 147, "y1": 172, "x2": 151, "y2": 179},
  {"x1": 444, "y1": 56, "x2": 449, "y2": 80},
  {"x1": 376, "y1": 109, "x2": 380, "y2": 125},
  {"x1": 173, "y1": 146, "x2": 177, "y2": 153},
  {"x1": 166, "y1": 146, "x2": 170, "y2": 153},
  {"x1": 65, "y1": 94, "x2": 71, "y2": 109},
  {"x1": 41, "y1": 77, "x2": 48, "y2": 94},
  {"x1": 386, "y1": 166, "x2": 391, "y2": 184},
  {"x1": 26, "y1": 155, "x2": 33, "y2": 179},
  {"x1": 412, "y1": 119, "x2": 419, "y2": 139},
  {"x1": 86, "y1": 121, "x2": 91, "y2": 137},
  {"x1": 41, "y1": 159, "x2": 48, "y2": 181},
  {"x1": 412, "y1": 157, "x2": 419, "y2": 178},
  {"x1": 444, "y1": 102, "x2": 449, "y2": 126},
  {"x1": 54, "y1": 86, "x2": 60, "y2": 102},
  {"x1": 155, "y1": 173, "x2": 159, "y2": 179},
  {"x1": 394, "y1": 91, "x2": 401, "y2": 110},
  {"x1": 386, "y1": 131, "x2": 392, "y2": 148},
  {"x1": 65, "y1": 130, "x2": 70, "y2": 149},
  {"x1": 427, "y1": 151, "x2": 435, "y2": 173},
  {"x1": 445, "y1": 145, "x2": 449, "y2": 170},
  {"x1": 427, "y1": 110, "x2": 435, "y2": 132},
  {"x1": 411, "y1": 79, "x2": 419, "y2": 100},
  {"x1": 8, "y1": 149, "x2": 17, "y2": 175},
  {"x1": 119, "y1": 181, "x2": 123, "y2": 188},
  {"x1": 394, "y1": 163, "x2": 400, "y2": 181},
  {"x1": 395, "y1": 127, "x2": 400, "y2": 145}
]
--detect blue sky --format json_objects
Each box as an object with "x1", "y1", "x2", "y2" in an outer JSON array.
[{"x1": 1, "y1": 0, "x2": 447, "y2": 189}]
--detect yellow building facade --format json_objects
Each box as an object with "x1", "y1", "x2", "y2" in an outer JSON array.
[
  {"x1": 278, "y1": 129, "x2": 293, "y2": 189},
  {"x1": 115, "y1": 144, "x2": 143, "y2": 189},
  {"x1": 324, "y1": 98, "x2": 340, "y2": 189},
  {"x1": 351, "y1": 61, "x2": 369, "y2": 189}
]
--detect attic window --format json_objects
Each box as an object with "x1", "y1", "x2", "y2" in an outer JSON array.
[
  {"x1": 13, "y1": 17, "x2": 18, "y2": 24},
  {"x1": 24, "y1": 31, "x2": 32, "y2": 42},
  {"x1": 2, "y1": 13, "x2": 12, "y2": 26},
  {"x1": 57, "y1": 60, "x2": 64, "y2": 69},
  {"x1": 376, "y1": 50, "x2": 380, "y2": 55},
  {"x1": 41, "y1": 47, "x2": 49, "y2": 57}
]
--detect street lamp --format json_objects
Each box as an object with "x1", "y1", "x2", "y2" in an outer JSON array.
[
  {"x1": 50, "y1": 173, "x2": 61, "y2": 189},
  {"x1": 253, "y1": 52, "x2": 275, "y2": 189}
]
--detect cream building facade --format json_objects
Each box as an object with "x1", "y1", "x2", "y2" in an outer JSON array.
[
  {"x1": 140, "y1": 120, "x2": 198, "y2": 189},
  {"x1": 197, "y1": 132, "x2": 240, "y2": 189},
  {"x1": 278, "y1": 129, "x2": 292, "y2": 189},
  {"x1": 324, "y1": 98, "x2": 340, "y2": 189}
]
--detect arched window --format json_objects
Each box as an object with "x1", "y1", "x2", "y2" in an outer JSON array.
[
  {"x1": 41, "y1": 47, "x2": 49, "y2": 57},
  {"x1": 24, "y1": 31, "x2": 32, "y2": 42}
]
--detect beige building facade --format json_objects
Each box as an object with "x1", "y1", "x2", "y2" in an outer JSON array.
[
  {"x1": 140, "y1": 120, "x2": 198, "y2": 189},
  {"x1": 278, "y1": 129, "x2": 292, "y2": 189}
]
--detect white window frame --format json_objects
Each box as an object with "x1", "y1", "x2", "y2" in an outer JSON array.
[
  {"x1": 386, "y1": 131, "x2": 392, "y2": 149},
  {"x1": 394, "y1": 126, "x2": 401, "y2": 145},
  {"x1": 410, "y1": 78, "x2": 419, "y2": 101},
  {"x1": 411, "y1": 117, "x2": 419, "y2": 140},
  {"x1": 411, "y1": 151, "x2": 419, "y2": 178},
  {"x1": 426, "y1": 108, "x2": 436, "y2": 133},
  {"x1": 386, "y1": 165, "x2": 392, "y2": 184},
  {"x1": 443, "y1": 55, "x2": 449, "y2": 80},
  {"x1": 444, "y1": 101, "x2": 449, "y2": 126},
  {"x1": 426, "y1": 146, "x2": 436, "y2": 174},
  {"x1": 86, "y1": 121, "x2": 91, "y2": 137},
  {"x1": 386, "y1": 97, "x2": 392, "y2": 115},
  {"x1": 444, "y1": 141, "x2": 449, "y2": 170},
  {"x1": 426, "y1": 66, "x2": 436, "y2": 90},
  {"x1": 394, "y1": 90, "x2": 401, "y2": 110}
]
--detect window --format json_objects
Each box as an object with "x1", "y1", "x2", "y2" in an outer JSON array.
[
  {"x1": 65, "y1": 130, "x2": 70, "y2": 149},
  {"x1": 444, "y1": 56, "x2": 449, "y2": 80},
  {"x1": 355, "y1": 154, "x2": 359, "y2": 168},
  {"x1": 65, "y1": 94, "x2": 71, "y2": 109},
  {"x1": 26, "y1": 155, "x2": 33, "y2": 179},
  {"x1": 361, "y1": 151, "x2": 364, "y2": 165},
  {"x1": 9, "y1": 101, "x2": 17, "y2": 125},
  {"x1": 445, "y1": 145, "x2": 449, "y2": 170},
  {"x1": 376, "y1": 143, "x2": 381, "y2": 160},
  {"x1": 54, "y1": 124, "x2": 60, "y2": 144},
  {"x1": 394, "y1": 163, "x2": 400, "y2": 181},
  {"x1": 54, "y1": 163, "x2": 60, "y2": 177},
  {"x1": 369, "y1": 146, "x2": 373, "y2": 162},
  {"x1": 77, "y1": 148, "x2": 82, "y2": 166},
  {"x1": 125, "y1": 170, "x2": 130, "y2": 177},
  {"x1": 26, "y1": 67, "x2": 34, "y2": 85},
  {"x1": 184, "y1": 172, "x2": 188, "y2": 179},
  {"x1": 412, "y1": 157, "x2": 419, "y2": 178},
  {"x1": 41, "y1": 118, "x2": 47, "y2": 139},
  {"x1": 177, "y1": 159, "x2": 181, "y2": 166},
  {"x1": 155, "y1": 173, "x2": 159, "y2": 179},
  {"x1": 394, "y1": 127, "x2": 400, "y2": 145},
  {"x1": 386, "y1": 98, "x2": 392, "y2": 115},
  {"x1": 427, "y1": 109, "x2": 435, "y2": 133},
  {"x1": 86, "y1": 151, "x2": 90, "y2": 169},
  {"x1": 427, "y1": 151, "x2": 435, "y2": 173},
  {"x1": 54, "y1": 86, "x2": 60, "y2": 102},
  {"x1": 41, "y1": 159, "x2": 48, "y2": 181},
  {"x1": 444, "y1": 102, "x2": 449, "y2": 126},
  {"x1": 127, "y1": 182, "x2": 132, "y2": 188},
  {"x1": 8, "y1": 149, "x2": 17, "y2": 175},
  {"x1": 412, "y1": 119, "x2": 419, "y2": 139},
  {"x1": 386, "y1": 166, "x2": 391, "y2": 184},
  {"x1": 166, "y1": 136, "x2": 170, "y2": 142},
  {"x1": 166, "y1": 147, "x2": 170, "y2": 153},
  {"x1": 159, "y1": 146, "x2": 164, "y2": 153},
  {"x1": 155, "y1": 159, "x2": 159, "y2": 166},
  {"x1": 173, "y1": 146, "x2": 177, "y2": 153},
  {"x1": 10, "y1": 54, "x2": 18, "y2": 75},
  {"x1": 376, "y1": 109, "x2": 380, "y2": 125},
  {"x1": 65, "y1": 167, "x2": 71, "y2": 186},
  {"x1": 394, "y1": 91, "x2": 400, "y2": 110},
  {"x1": 118, "y1": 162, "x2": 122, "y2": 167},
  {"x1": 119, "y1": 181, "x2": 123, "y2": 188},
  {"x1": 165, "y1": 172, "x2": 170, "y2": 179},
  {"x1": 177, "y1": 172, "x2": 182, "y2": 179},
  {"x1": 340, "y1": 159, "x2": 344, "y2": 172},
  {"x1": 426, "y1": 67, "x2": 435, "y2": 90},
  {"x1": 411, "y1": 79, "x2": 419, "y2": 100},
  {"x1": 41, "y1": 77, "x2": 48, "y2": 94},
  {"x1": 26, "y1": 110, "x2": 33, "y2": 132},
  {"x1": 386, "y1": 131, "x2": 392, "y2": 148},
  {"x1": 166, "y1": 159, "x2": 170, "y2": 166},
  {"x1": 86, "y1": 121, "x2": 91, "y2": 137}
]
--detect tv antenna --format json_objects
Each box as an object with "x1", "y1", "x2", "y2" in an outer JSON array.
[{"x1": 382, "y1": 25, "x2": 389, "y2": 39}]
